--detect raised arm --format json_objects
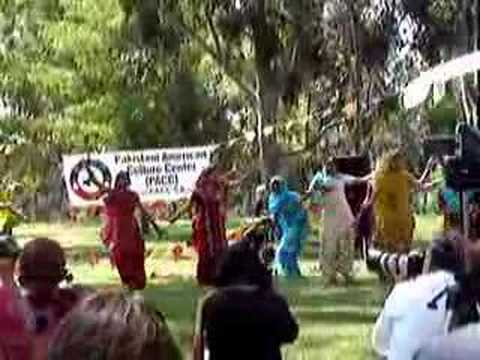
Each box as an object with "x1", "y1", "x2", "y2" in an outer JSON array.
[
  {"x1": 419, "y1": 158, "x2": 435, "y2": 184},
  {"x1": 84, "y1": 162, "x2": 110, "y2": 193},
  {"x1": 338, "y1": 172, "x2": 373, "y2": 186},
  {"x1": 225, "y1": 167, "x2": 256, "y2": 188},
  {"x1": 0, "y1": 203, "x2": 26, "y2": 220},
  {"x1": 169, "y1": 199, "x2": 193, "y2": 224},
  {"x1": 306, "y1": 172, "x2": 325, "y2": 196}
]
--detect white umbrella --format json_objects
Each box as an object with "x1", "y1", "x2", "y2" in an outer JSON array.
[{"x1": 402, "y1": 51, "x2": 480, "y2": 109}]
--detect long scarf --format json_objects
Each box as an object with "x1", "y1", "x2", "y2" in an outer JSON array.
[{"x1": 193, "y1": 168, "x2": 228, "y2": 255}]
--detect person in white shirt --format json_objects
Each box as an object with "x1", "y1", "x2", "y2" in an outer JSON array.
[
  {"x1": 372, "y1": 236, "x2": 463, "y2": 360},
  {"x1": 414, "y1": 323, "x2": 480, "y2": 360}
]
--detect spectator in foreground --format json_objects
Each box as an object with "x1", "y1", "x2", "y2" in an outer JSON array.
[
  {"x1": 0, "y1": 234, "x2": 21, "y2": 288},
  {"x1": 193, "y1": 237, "x2": 298, "y2": 360},
  {"x1": 414, "y1": 241, "x2": 480, "y2": 360},
  {"x1": 414, "y1": 323, "x2": 480, "y2": 360},
  {"x1": 0, "y1": 234, "x2": 32, "y2": 359},
  {"x1": 48, "y1": 291, "x2": 182, "y2": 360},
  {"x1": 18, "y1": 238, "x2": 80, "y2": 360},
  {"x1": 372, "y1": 234, "x2": 463, "y2": 360}
]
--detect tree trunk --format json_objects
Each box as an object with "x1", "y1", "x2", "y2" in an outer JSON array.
[
  {"x1": 349, "y1": 3, "x2": 363, "y2": 152},
  {"x1": 251, "y1": 0, "x2": 284, "y2": 179},
  {"x1": 471, "y1": 0, "x2": 479, "y2": 127}
]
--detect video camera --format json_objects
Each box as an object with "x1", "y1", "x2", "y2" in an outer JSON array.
[
  {"x1": 444, "y1": 124, "x2": 480, "y2": 191},
  {"x1": 423, "y1": 124, "x2": 480, "y2": 190},
  {"x1": 424, "y1": 124, "x2": 480, "y2": 236}
]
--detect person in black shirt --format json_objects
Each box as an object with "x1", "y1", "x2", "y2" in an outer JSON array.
[{"x1": 193, "y1": 233, "x2": 298, "y2": 360}]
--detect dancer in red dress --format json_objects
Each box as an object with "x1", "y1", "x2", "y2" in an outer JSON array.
[
  {"x1": 101, "y1": 171, "x2": 150, "y2": 290},
  {"x1": 171, "y1": 162, "x2": 244, "y2": 286},
  {"x1": 189, "y1": 166, "x2": 230, "y2": 286}
]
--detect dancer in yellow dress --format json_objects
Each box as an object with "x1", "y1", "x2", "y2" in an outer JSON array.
[{"x1": 372, "y1": 151, "x2": 433, "y2": 253}]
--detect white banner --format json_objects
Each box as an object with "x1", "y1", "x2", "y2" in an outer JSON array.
[{"x1": 62, "y1": 145, "x2": 217, "y2": 207}]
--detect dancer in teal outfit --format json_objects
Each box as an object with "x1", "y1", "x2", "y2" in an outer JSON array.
[{"x1": 268, "y1": 176, "x2": 309, "y2": 278}]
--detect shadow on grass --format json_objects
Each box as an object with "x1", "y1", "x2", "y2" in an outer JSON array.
[
  {"x1": 144, "y1": 277, "x2": 202, "y2": 352},
  {"x1": 296, "y1": 309, "x2": 377, "y2": 325}
]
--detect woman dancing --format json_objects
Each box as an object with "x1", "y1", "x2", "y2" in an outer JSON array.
[
  {"x1": 87, "y1": 168, "x2": 151, "y2": 291},
  {"x1": 371, "y1": 151, "x2": 433, "y2": 253},
  {"x1": 171, "y1": 161, "x2": 243, "y2": 286},
  {"x1": 268, "y1": 176, "x2": 309, "y2": 278},
  {"x1": 101, "y1": 171, "x2": 152, "y2": 290},
  {"x1": 307, "y1": 161, "x2": 369, "y2": 285}
]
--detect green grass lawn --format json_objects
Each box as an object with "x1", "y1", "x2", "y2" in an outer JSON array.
[{"x1": 15, "y1": 214, "x2": 443, "y2": 359}]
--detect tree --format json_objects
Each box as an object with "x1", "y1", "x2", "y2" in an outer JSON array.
[{"x1": 0, "y1": 0, "x2": 230, "y2": 217}]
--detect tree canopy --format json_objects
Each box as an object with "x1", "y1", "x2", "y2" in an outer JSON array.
[{"x1": 0, "y1": 0, "x2": 472, "y2": 216}]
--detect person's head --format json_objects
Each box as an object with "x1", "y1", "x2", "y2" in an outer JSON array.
[
  {"x1": 48, "y1": 291, "x2": 182, "y2": 360},
  {"x1": 18, "y1": 238, "x2": 72, "y2": 304},
  {"x1": 215, "y1": 239, "x2": 272, "y2": 290},
  {"x1": 0, "y1": 234, "x2": 20, "y2": 283},
  {"x1": 269, "y1": 176, "x2": 287, "y2": 195},
  {"x1": 209, "y1": 146, "x2": 231, "y2": 174},
  {"x1": 426, "y1": 234, "x2": 464, "y2": 274},
  {"x1": 114, "y1": 171, "x2": 131, "y2": 190}
]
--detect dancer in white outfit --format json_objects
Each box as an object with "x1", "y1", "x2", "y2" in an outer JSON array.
[{"x1": 308, "y1": 161, "x2": 369, "y2": 284}]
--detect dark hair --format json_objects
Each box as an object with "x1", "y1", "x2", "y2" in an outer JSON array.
[
  {"x1": 48, "y1": 291, "x2": 182, "y2": 360},
  {"x1": 114, "y1": 171, "x2": 131, "y2": 189},
  {"x1": 215, "y1": 239, "x2": 272, "y2": 290},
  {"x1": 18, "y1": 238, "x2": 71, "y2": 284},
  {"x1": 429, "y1": 235, "x2": 464, "y2": 274},
  {"x1": 0, "y1": 234, "x2": 20, "y2": 259}
]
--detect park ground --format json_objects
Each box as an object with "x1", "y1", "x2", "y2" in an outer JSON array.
[{"x1": 16, "y1": 214, "x2": 443, "y2": 359}]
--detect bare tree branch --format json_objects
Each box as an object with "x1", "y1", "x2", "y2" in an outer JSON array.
[{"x1": 205, "y1": 8, "x2": 224, "y2": 63}]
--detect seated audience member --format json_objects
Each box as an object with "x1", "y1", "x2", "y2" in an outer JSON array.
[
  {"x1": 193, "y1": 238, "x2": 298, "y2": 360},
  {"x1": 414, "y1": 323, "x2": 480, "y2": 360},
  {"x1": 372, "y1": 235, "x2": 463, "y2": 360},
  {"x1": 48, "y1": 290, "x2": 182, "y2": 360},
  {"x1": 18, "y1": 238, "x2": 80, "y2": 360},
  {"x1": 0, "y1": 234, "x2": 32, "y2": 359}
]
